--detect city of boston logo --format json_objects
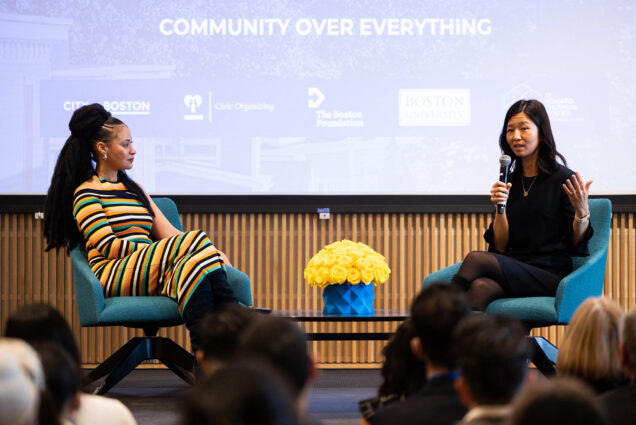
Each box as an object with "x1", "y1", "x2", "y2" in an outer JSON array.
[{"x1": 184, "y1": 94, "x2": 203, "y2": 120}]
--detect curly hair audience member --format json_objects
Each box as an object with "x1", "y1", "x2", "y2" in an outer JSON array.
[
  {"x1": 557, "y1": 297, "x2": 625, "y2": 394},
  {"x1": 358, "y1": 318, "x2": 427, "y2": 423}
]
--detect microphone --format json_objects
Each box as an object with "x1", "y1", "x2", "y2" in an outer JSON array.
[{"x1": 497, "y1": 155, "x2": 511, "y2": 214}]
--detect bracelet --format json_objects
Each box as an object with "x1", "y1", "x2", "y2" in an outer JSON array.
[{"x1": 576, "y1": 212, "x2": 590, "y2": 223}]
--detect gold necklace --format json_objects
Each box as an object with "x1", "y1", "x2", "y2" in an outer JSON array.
[{"x1": 522, "y1": 176, "x2": 537, "y2": 197}]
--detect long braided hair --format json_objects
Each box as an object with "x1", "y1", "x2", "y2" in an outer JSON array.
[{"x1": 43, "y1": 103, "x2": 154, "y2": 253}]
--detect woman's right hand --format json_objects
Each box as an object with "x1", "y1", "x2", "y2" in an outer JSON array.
[{"x1": 490, "y1": 181, "x2": 512, "y2": 207}]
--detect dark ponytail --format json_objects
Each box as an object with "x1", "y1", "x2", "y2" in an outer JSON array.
[{"x1": 44, "y1": 103, "x2": 153, "y2": 253}]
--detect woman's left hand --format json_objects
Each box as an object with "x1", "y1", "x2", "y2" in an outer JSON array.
[{"x1": 562, "y1": 172, "x2": 593, "y2": 217}]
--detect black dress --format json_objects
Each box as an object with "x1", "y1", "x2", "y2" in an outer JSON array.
[{"x1": 483, "y1": 164, "x2": 593, "y2": 297}]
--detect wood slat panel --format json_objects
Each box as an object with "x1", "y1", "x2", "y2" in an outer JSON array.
[{"x1": 1, "y1": 211, "x2": 634, "y2": 367}]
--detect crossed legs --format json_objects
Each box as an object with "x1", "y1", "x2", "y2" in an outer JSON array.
[{"x1": 451, "y1": 251, "x2": 506, "y2": 311}]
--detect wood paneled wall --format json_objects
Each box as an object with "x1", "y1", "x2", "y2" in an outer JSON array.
[{"x1": 1, "y1": 211, "x2": 634, "y2": 367}]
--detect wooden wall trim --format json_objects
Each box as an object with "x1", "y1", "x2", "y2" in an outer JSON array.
[{"x1": 1, "y1": 211, "x2": 634, "y2": 367}]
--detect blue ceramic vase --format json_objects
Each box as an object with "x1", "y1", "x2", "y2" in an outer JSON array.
[{"x1": 322, "y1": 282, "x2": 374, "y2": 315}]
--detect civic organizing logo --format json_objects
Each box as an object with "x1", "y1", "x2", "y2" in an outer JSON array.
[{"x1": 184, "y1": 94, "x2": 204, "y2": 121}]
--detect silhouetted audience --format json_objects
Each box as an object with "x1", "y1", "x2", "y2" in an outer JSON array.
[
  {"x1": 453, "y1": 314, "x2": 530, "y2": 425},
  {"x1": 366, "y1": 283, "x2": 469, "y2": 425},
  {"x1": 34, "y1": 343, "x2": 82, "y2": 425},
  {"x1": 196, "y1": 304, "x2": 257, "y2": 376},
  {"x1": 600, "y1": 306, "x2": 636, "y2": 425},
  {"x1": 4, "y1": 303, "x2": 137, "y2": 425},
  {"x1": 509, "y1": 377, "x2": 607, "y2": 425},
  {"x1": 0, "y1": 338, "x2": 44, "y2": 425},
  {"x1": 181, "y1": 360, "x2": 298, "y2": 425},
  {"x1": 239, "y1": 315, "x2": 318, "y2": 424},
  {"x1": 358, "y1": 319, "x2": 427, "y2": 422},
  {"x1": 557, "y1": 297, "x2": 625, "y2": 394}
]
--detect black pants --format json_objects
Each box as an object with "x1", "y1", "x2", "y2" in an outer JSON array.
[{"x1": 182, "y1": 269, "x2": 237, "y2": 351}]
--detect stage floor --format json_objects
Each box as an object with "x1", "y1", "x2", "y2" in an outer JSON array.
[{"x1": 84, "y1": 368, "x2": 382, "y2": 425}]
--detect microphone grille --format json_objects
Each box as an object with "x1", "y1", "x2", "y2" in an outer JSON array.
[{"x1": 499, "y1": 155, "x2": 512, "y2": 166}]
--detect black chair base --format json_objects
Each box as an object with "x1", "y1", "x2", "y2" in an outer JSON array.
[
  {"x1": 85, "y1": 334, "x2": 195, "y2": 395},
  {"x1": 528, "y1": 336, "x2": 558, "y2": 376}
]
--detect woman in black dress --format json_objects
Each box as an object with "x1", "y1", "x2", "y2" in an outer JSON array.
[{"x1": 452, "y1": 99, "x2": 594, "y2": 310}]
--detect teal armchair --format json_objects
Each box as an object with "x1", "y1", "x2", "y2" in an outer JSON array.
[
  {"x1": 422, "y1": 198, "x2": 612, "y2": 374},
  {"x1": 71, "y1": 197, "x2": 252, "y2": 394}
]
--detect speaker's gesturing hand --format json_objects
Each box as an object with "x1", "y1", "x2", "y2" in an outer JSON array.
[{"x1": 562, "y1": 172, "x2": 593, "y2": 218}]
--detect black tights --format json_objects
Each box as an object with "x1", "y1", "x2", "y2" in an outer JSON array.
[
  {"x1": 182, "y1": 269, "x2": 237, "y2": 351},
  {"x1": 451, "y1": 251, "x2": 506, "y2": 311}
]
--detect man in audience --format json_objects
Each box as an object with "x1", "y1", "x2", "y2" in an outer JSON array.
[
  {"x1": 370, "y1": 283, "x2": 471, "y2": 425},
  {"x1": 600, "y1": 307, "x2": 636, "y2": 425},
  {"x1": 196, "y1": 304, "x2": 257, "y2": 376},
  {"x1": 239, "y1": 315, "x2": 318, "y2": 424},
  {"x1": 453, "y1": 314, "x2": 531, "y2": 425}
]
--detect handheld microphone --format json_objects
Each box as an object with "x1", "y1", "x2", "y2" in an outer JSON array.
[{"x1": 497, "y1": 155, "x2": 511, "y2": 214}]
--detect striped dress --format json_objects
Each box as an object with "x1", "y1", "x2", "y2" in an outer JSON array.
[{"x1": 73, "y1": 178, "x2": 225, "y2": 314}]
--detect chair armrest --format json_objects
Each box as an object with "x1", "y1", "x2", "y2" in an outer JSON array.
[
  {"x1": 422, "y1": 262, "x2": 462, "y2": 288},
  {"x1": 554, "y1": 248, "x2": 608, "y2": 323},
  {"x1": 226, "y1": 265, "x2": 252, "y2": 306},
  {"x1": 71, "y1": 246, "x2": 105, "y2": 326}
]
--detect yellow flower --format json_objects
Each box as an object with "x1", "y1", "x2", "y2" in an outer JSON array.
[
  {"x1": 337, "y1": 255, "x2": 354, "y2": 267},
  {"x1": 361, "y1": 269, "x2": 374, "y2": 284},
  {"x1": 355, "y1": 257, "x2": 371, "y2": 271},
  {"x1": 347, "y1": 268, "x2": 361, "y2": 284},
  {"x1": 373, "y1": 264, "x2": 390, "y2": 284},
  {"x1": 330, "y1": 265, "x2": 348, "y2": 284},
  {"x1": 304, "y1": 240, "x2": 390, "y2": 287},
  {"x1": 324, "y1": 254, "x2": 338, "y2": 267}
]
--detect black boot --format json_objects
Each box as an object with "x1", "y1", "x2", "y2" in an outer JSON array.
[
  {"x1": 182, "y1": 278, "x2": 215, "y2": 352},
  {"x1": 208, "y1": 269, "x2": 238, "y2": 309}
]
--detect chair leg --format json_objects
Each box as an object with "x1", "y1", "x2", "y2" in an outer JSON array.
[
  {"x1": 528, "y1": 336, "x2": 557, "y2": 376},
  {"x1": 85, "y1": 336, "x2": 196, "y2": 395},
  {"x1": 92, "y1": 338, "x2": 152, "y2": 395},
  {"x1": 152, "y1": 337, "x2": 196, "y2": 372},
  {"x1": 85, "y1": 337, "x2": 148, "y2": 384}
]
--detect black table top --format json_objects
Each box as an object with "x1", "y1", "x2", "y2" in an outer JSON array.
[{"x1": 273, "y1": 309, "x2": 409, "y2": 322}]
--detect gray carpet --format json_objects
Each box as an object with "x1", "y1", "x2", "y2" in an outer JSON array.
[{"x1": 86, "y1": 368, "x2": 382, "y2": 425}]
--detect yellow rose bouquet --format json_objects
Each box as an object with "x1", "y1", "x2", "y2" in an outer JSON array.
[{"x1": 304, "y1": 240, "x2": 391, "y2": 288}]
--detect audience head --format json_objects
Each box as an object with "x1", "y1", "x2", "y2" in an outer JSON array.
[
  {"x1": 453, "y1": 314, "x2": 530, "y2": 407},
  {"x1": 196, "y1": 304, "x2": 257, "y2": 374},
  {"x1": 378, "y1": 318, "x2": 427, "y2": 398},
  {"x1": 34, "y1": 343, "x2": 81, "y2": 420},
  {"x1": 410, "y1": 282, "x2": 471, "y2": 369},
  {"x1": 508, "y1": 377, "x2": 607, "y2": 425},
  {"x1": 0, "y1": 338, "x2": 44, "y2": 425},
  {"x1": 622, "y1": 307, "x2": 636, "y2": 381},
  {"x1": 4, "y1": 303, "x2": 81, "y2": 366},
  {"x1": 239, "y1": 316, "x2": 314, "y2": 398},
  {"x1": 557, "y1": 297, "x2": 624, "y2": 391},
  {"x1": 181, "y1": 360, "x2": 298, "y2": 425}
]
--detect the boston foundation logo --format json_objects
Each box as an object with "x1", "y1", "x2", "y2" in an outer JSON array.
[{"x1": 398, "y1": 89, "x2": 470, "y2": 126}]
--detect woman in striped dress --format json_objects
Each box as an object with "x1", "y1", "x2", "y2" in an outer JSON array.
[{"x1": 43, "y1": 103, "x2": 237, "y2": 350}]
